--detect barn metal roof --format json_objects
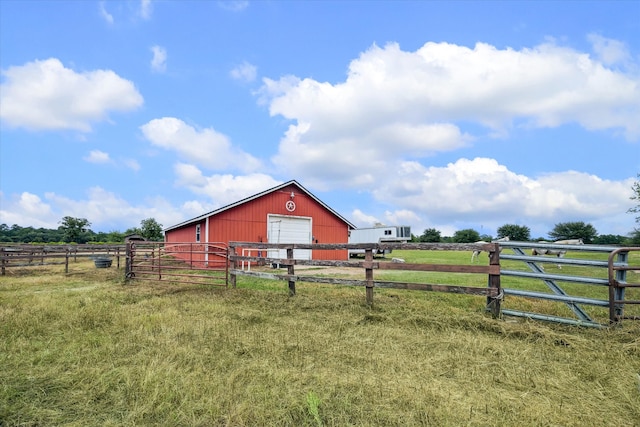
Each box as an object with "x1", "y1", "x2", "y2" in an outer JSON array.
[{"x1": 164, "y1": 180, "x2": 356, "y2": 232}]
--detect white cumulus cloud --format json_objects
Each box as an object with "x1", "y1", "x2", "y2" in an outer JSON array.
[
  {"x1": 32, "y1": 187, "x2": 188, "y2": 231},
  {"x1": 173, "y1": 165, "x2": 280, "y2": 207},
  {"x1": 140, "y1": 117, "x2": 262, "y2": 172},
  {"x1": 0, "y1": 192, "x2": 55, "y2": 228},
  {"x1": 0, "y1": 58, "x2": 143, "y2": 132},
  {"x1": 369, "y1": 158, "x2": 636, "y2": 236},
  {"x1": 262, "y1": 40, "x2": 639, "y2": 190}
]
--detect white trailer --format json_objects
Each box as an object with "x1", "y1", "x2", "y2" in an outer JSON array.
[{"x1": 348, "y1": 225, "x2": 411, "y2": 257}]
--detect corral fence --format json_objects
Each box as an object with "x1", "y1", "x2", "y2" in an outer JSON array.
[
  {"x1": 0, "y1": 244, "x2": 125, "y2": 274},
  {"x1": 229, "y1": 242, "x2": 504, "y2": 318},
  {"x1": 228, "y1": 241, "x2": 639, "y2": 327},
  {"x1": 125, "y1": 241, "x2": 228, "y2": 287},
  {"x1": 4, "y1": 240, "x2": 636, "y2": 327}
]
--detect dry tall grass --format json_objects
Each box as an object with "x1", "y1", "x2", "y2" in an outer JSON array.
[{"x1": 1, "y1": 259, "x2": 639, "y2": 426}]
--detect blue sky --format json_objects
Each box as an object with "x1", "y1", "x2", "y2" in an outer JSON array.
[{"x1": 1, "y1": 0, "x2": 639, "y2": 239}]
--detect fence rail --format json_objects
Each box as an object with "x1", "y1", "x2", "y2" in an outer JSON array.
[
  {"x1": 229, "y1": 241, "x2": 503, "y2": 317},
  {"x1": 0, "y1": 244, "x2": 124, "y2": 274}
]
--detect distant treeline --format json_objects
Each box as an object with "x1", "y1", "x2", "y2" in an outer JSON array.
[
  {"x1": 0, "y1": 224, "x2": 128, "y2": 244},
  {"x1": 412, "y1": 233, "x2": 631, "y2": 245},
  {"x1": 411, "y1": 222, "x2": 636, "y2": 245},
  {"x1": 0, "y1": 217, "x2": 164, "y2": 244}
]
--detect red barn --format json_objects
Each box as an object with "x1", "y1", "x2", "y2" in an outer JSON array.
[{"x1": 164, "y1": 180, "x2": 355, "y2": 262}]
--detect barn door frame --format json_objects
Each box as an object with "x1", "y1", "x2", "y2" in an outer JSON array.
[{"x1": 266, "y1": 214, "x2": 313, "y2": 260}]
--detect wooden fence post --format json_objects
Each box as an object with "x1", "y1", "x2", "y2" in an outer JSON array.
[
  {"x1": 1, "y1": 248, "x2": 5, "y2": 276},
  {"x1": 125, "y1": 242, "x2": 132, "y2": 279},
  {"x1": 65, "y1": 248, "x2": 69, "y2": 274},
  {"x1": 365, "y1": 248, "x2": 374, "y2": 305},
  {"x1": 287, "y1": 247, "x2": 295, "y2": 296},
  {"x1": 487, "y1": 243, "x2": 501, "y2": 318}
]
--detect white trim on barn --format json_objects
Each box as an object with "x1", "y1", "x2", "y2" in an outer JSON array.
[{"x1": 267, "y1": 214, "x2": 312, "y2": 260}]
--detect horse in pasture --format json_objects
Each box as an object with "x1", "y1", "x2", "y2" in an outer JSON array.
[
  {"x1": 552, "y1": 239, "x2": 584, "y2": 245},
  {"x1": 531, "y1": 239, "x2": 584, "y2": 269},
  {"x1": 471, "y1": 236, "x2": 510, "y2": 262}
]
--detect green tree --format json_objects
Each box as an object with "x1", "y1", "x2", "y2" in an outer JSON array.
[
  {"x1": 0, "y1": 224, "x2": 12, "y2": 242},
  {"x1": 124, "y1": 227, "x2": 142, "y2": 237},
  {"x1": 452, "y1": 228, "x2": 481, "y2": 243},
  {"x1": 59, "y1": 216, "x2": 92, "y2": 243},
  {"x1": 592, "y1": 234, "x2": 626, "y2": 245},
  {"x1": 548, "y1": 221, "x2": 597, "y2": 243},
  {"x1": 418, "y1": 228, "x2": 441, "y2": 242},
  {"x1": 105, "y1": 231, "x2": 125, "y2": 242},
  {"x1": 628, "y1": 174, "x2": 640, "y2": 244},
  {"x1": 139, "y1": 218, "x2": 164, "y2": 241},
  {"x1": 497, "y1": 224, "x2": 531, "y2": 241},
  {"x1": 628, "y1": 174, "x2": 640, "y2": 222}
]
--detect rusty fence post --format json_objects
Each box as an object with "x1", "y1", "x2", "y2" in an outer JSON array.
[
  {"x1": 287, "y1": 247, "x2": 295, "y2": 296},
  {"x1": 365, "y1": 248, "x2": 374, "y2": 305},
  {"x1": 157, "y1": 244, "x2": 162, "y2": 281},
  {"x1": 229, "y1": 245, "x2": 237, "y2": 289},
  {"x1": 224, "y1": 245, "x2": 229, "y2": 288}
]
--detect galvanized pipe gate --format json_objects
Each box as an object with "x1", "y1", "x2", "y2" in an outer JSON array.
[
  {"x1": 499, "y1": 241, "x2": 639, "y2": 327},
  {"x1": 125, "y1": 241, "x2": 229, "y2": 287}
]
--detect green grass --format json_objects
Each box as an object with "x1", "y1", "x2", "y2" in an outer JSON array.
[{"x1": 1, "y1": 257, "x2": 639, "y2": 426}]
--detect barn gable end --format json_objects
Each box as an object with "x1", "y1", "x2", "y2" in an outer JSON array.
[{"x1": 164, "y1": 180, "x2": 354, "y2": 260}]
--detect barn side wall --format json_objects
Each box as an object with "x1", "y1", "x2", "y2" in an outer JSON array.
[{"x1": 164, "y1": 221, "x2": 208, "y2": 265}]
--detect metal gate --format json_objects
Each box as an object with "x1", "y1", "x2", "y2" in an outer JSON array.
[
  {"x1": 498, "y1": 241, "x2": 639, "y2": 327},
  {"x1": 125, "y1": 241, "x2": 228, "y2": 287}
]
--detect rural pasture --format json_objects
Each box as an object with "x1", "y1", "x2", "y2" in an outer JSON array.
[{"x1": 1, "y1": 251, "x2": 639, "y2": 426}]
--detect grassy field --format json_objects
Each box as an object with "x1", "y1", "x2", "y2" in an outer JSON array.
[{"x1": 1, "y1": 251, "x2": 639, "y2": 426}]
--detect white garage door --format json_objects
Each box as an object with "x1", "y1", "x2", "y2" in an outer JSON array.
[{"x1": 267, "y1": 215, "x2": 312, "y2": 260}]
